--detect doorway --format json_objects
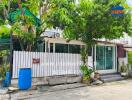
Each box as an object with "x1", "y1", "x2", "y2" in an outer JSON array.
[{"x1": 95, "y1": 45, "x2": 116, "y2": 73}]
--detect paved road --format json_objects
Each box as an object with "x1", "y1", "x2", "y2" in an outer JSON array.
[{"x1": 11, "y1": 79, "x2": 132, "y2": 100}]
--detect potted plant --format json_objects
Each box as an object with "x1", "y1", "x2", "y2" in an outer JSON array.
[
  {"x1": 80, "y1": 47, "x2": 93, "y2": 85},
  {"x1": 0, "y1": 63, "x2": 10, "y2": 87},
  {"x1": 80, "y1": 64, "x2": 93, "y2": 85},
  {"x1": 120, "y1": 62, "x2": 127, "y2": 77},
  {"x1": 0, "y1": 66, "x2": 6, "y2": 87}
]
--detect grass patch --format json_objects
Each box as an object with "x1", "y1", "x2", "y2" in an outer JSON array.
[{"x1": 128, "y1": 52, "x2": 132, "y2": 65}]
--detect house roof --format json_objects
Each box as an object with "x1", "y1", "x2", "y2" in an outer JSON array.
[
  {"x1": 42, "y1": 28, "x2": 132, "y2": 46},
  {"x1": 95, "y1": 39, "x2": 127, "y2": 45},
  {"x1": 44, "y1": 37, "x2": 85, "y2": 45},
  {"x1": 44, "y1": 37, "x2": 127, "y2": 46},
  {"x1": 124, "y1": 47, "x2": 132, "y2": 51}
]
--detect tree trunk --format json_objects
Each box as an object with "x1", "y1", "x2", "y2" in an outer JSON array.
[{"x1": 19, "y1": 39, "x2": 24, "y2": 51}]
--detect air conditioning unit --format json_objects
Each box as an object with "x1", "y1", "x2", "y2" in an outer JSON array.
[
  {"x1": 51, "y1": 33, "x2": 60, "y2": 38},
  {"x1": 55, "y1": 33, "x2": 60, "y2": 38}
]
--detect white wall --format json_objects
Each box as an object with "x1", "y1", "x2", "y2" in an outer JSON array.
[{"x1": 118, "y1": 57, "x2": 128, "y2": 67}]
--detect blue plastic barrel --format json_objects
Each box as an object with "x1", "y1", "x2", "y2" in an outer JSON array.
[{"x1": 18, "y1": 68, "x2": 32, "y2": 90}]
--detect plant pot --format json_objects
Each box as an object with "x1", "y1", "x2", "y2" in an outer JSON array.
[
  {"x1": 121, "y1": 72, "x2": 127, "y2": 77},
  {"x1": 82, "y1": 79, "x2": 90, "y2": 85}
]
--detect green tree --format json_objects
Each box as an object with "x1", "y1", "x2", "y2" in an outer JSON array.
[
  {"x1": 48, "y1": 0, "x2": 132, "y2": 46},
  {"x1": 45, "y1": 0, "x2": 132, "y2": 66},
  {"x1": 0, "y1": 0, "x2": 131, "y2": 52},
  {"x1": 0, "y1": 0, "x2": 42, "y2": 51},
  {"x1": 8, "y1": 0, "x2": 75, "y2": 51}
]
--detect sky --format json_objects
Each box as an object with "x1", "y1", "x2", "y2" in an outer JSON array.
[{"x1": 127, "y1": 0, "x2": 132, "y2": 6}]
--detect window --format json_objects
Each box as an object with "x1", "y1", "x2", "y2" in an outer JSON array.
[
  {"x1": 55, "y1": 43, "x2": 86, "y2": 54},
  {"x1": 55, "y1": 43, "x2": 68, "y2": 53},
  {"x1": 50, "y1": 43, "x2": 53, "y2": 53},
  {"x1": 69, "y1": 44, "x2": 80, "y2": 54}
]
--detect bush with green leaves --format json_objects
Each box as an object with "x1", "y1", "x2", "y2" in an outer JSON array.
[
  {"x1": 80, "y1": 64, "x2": 93, "y2": 80},
  {"x1": 120, "y1": 62, "x2": 127, "y2": 73},
  {"x1": 128, "y1": 52, "x2": 132, "y2": 65},
  {"x1": 0, "y1": 63, "x2": 10, "y2": 80},
  {"x1": 0, "y1": 50, "x2": 8, "y2": 57}
]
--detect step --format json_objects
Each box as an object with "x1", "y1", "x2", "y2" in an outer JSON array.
[
  {"x1": 102, "y1": 77, "x2": 124, "y2": 83},
  {"x1": 37, "y1": 83, "x2": 87, "y2": 92},
  {"x1": 101, "y1": 74, "x2": 121, "y2": 79},
  {"x1": 49, "y1": 83, "x2": 87, "y2": 92},
  {"x1": 101, "y1": 73, "x2": 124, "y2": 83}
]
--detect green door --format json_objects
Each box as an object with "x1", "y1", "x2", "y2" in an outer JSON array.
[{"x1": 96, "y1": 45, "x2": 115, "y2": 71}]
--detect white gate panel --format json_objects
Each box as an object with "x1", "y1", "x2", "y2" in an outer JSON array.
[{"x1": 13, "y1": 51, "x2": 93, "y2": 78}]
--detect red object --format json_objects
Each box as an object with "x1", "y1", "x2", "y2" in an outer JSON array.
[
  {"x1": 117, "y1": 45, "x2": 125, "y2": 58},
  {"x1": 32, "y1": 58, "x2": 40, "y2": 64},
  {"x1": 112, "y1": 10, "x2": 124, "y2": 14}
]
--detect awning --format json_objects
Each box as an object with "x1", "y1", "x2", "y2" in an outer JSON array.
[{"x1": 124, "y1": 48, "x2": 132, "y2": 51}]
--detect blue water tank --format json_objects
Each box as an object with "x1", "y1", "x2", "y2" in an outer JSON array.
[{"x1": 18, "y1": 68, "x2": 32, "y2": 90}]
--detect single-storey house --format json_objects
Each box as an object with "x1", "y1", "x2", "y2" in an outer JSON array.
[
  {"x1": 36, "y1": 36, "x2": 128, "y2": 74},
  {"x1": 11, "y1": 29, "x2": 132, "y2": 87},
  {"x1": 32, "y1": 30, "x2": 130, "y2": 75},
  {"x1": 12, "y1": 29, "x2": 131, "y2": 78}
]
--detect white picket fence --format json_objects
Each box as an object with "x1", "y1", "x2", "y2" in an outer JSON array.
[{"x1": 12, "y1": 51, "x2": 93, "y2": 78}]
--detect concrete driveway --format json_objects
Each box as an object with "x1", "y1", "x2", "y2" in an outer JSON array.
[{"x1": 11, "y1": 79, "x2": 132, "y2": 100}]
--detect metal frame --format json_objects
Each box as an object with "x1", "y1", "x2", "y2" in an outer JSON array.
[{"x1": 94, "y1": 44, "x2": 117, "y2": 74}]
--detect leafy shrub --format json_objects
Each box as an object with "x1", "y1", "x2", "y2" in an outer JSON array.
[
  {"x1": 80, "y1": 64, "x2": 93, "y2": 80},
  {"x1": 128, "y1": 52, "x2": 132, "y2": 65},
  {"x1": 120, "y1": 62, "x2": 127, "y2": 73},
  {"x1": 0, "y1": 63, "x2": 9, "y2": 80},
  {"x1": 0, "y1": 50, "x2": 9, "y2": 57}
]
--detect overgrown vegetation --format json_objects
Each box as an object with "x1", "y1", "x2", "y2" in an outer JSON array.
[
  {"x1": 80, "y1": 64, "x2": 93, "y2": 80},
  {"x1": 0, "y1": 0, "x2": 131, "y2": 52},
  {"x1": 120, "y1": 62, "x2": 127, "y2": 73},
  {"x1": 0, "y1": 49, "x2": 10, "y2": 80},
  {"x1": 80, "y1": 47, "x2": 93, "y2": 81},
  {"x1": 0, "y1": 50, "x2": 9, "y2": 57},
  {"x1": 128, "y1": 52, "x2": 132, "y2": 65},
  {"x1": 0, "y1": 63, "x2": 10, "y2": 80}
]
